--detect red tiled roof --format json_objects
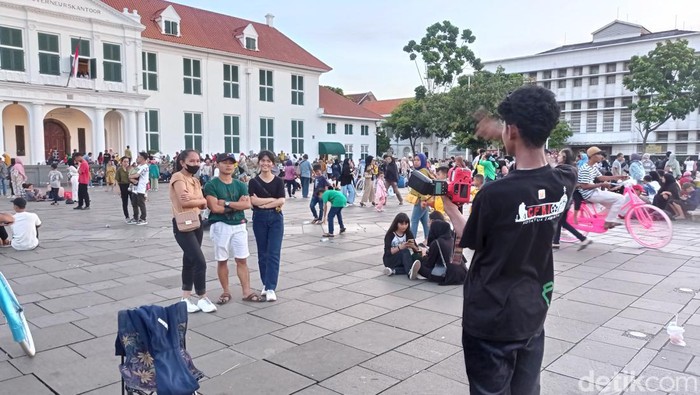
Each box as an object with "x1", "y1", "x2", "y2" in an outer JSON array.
[
  {"x1": 361, "y1": 98, "x2": 411, "y2": 117},
  {"x1": 101, "y1": 0, "x2": 332, "y2": 71},
  {"x1": 319, "y1": 87, "x2": 383, "y2": 120},
  {"x1": 346, "y1": 92, "x2": 375, "y2": 104}
]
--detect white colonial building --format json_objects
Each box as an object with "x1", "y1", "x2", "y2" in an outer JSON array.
[
  {"x1": 484, "y1": 20, "x2": 700, "y2": 157},
  {"x1": 0, "y1": 0, "x2": 378, "y2": 164}
]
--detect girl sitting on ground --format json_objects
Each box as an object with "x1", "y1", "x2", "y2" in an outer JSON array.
[
  {"x1": 408, "y1": 219, "x2": 454, "y2": 282},
  {"x1": 382, "y1": 213, "x2": 421, "y2": 277}
]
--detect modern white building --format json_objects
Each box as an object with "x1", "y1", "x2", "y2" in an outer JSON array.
[
  {"x1": 483, "y1": 20, "x2": 700, "y2": 157},
  {"x1": 0, "y1": 0, "x2": 378, "y2": 165}
]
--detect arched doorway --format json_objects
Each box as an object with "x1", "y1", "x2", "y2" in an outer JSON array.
[{"x1": 44, "y1": 119, "x2": 70, "y2": 161}]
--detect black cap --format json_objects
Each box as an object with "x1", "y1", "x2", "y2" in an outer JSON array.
[
  {"x1": 217, "y1": 153, "x2": 237, "y2": 163},
  {"x1": 11, "y1": 197, "x2": 26, "y2": 209}
]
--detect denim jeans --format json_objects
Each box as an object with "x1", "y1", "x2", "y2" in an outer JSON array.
[
  {"x1": 341, "y1": 183, "x2": 356, "y2": 204},
  {"x1": 301, "y1": 177, "x2": 310, "y2": 198},
  {"x1": 327, "y1": 206, "x2": 345, "y2": 234},
  {"x1": 0, "y1": 178, "x2": 6, "y2": 195},
  {"x1": 252, "y1": 209, "x2": 284, "y2": 291},
  {"x1": 309, "y1": 195, "x2": 324, "y2": 220},
  {"x1": 410, "y1": 203, "x2": 429, "y2": 239}
]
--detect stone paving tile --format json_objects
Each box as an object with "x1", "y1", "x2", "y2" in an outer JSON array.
[
  {"x1": 549, "y1": 299, "x2": 621, "y2": 325},
  {"x1": 326, "y1": 321, "x2": 419, "y2": 355},
  {"x1": 266, "y1": 338, "x2": 373, "y2": 381},
  {"x1": 338, "y1": 302, "x2": 392, "y2": 320},
  {"x1": 605, "y1": 317, "x2": 665, "y2": 335},
  {"x1": 395, "y1": 336, "x2": 461, "y2": 363},
  {"x1": 545, "y1": 315, "x2": 599, "y2": 343},
  {"x1": 231, "y1": 333, "x2": 297, "y2": 360},
  {"x1": 198, "y1": 360, "x2": 313, "y2": 395},
  {"x1": 319, "y1": 366, "x2": 399, "y2": 395},
  {"x1": 687, "y1": 357, "x2": 700, "y2": 375},
  {"x1": 650, "y1": 349, "x2": 694, "y2": 372},
  {"x1": 372, "y1": 306, "x2": 456, "y2": 335},
  {"x1": 302, "y1": 288, "x2": 373, "y2": 310},
  {"x1": 586, "y1": 327, "x2": 651, "y2": 350},
  {"x1": 0, "y1": 361, "x2": 21, "y2": 382},
  {"x1": 306, "y1": 312, "x2": 364, "y2": 331},
  {"x1": 412, "y1": 293, "x2": 463, "y2": 317},
  {"x1": 360, "y1": 350, "x2": 433, "y2": 380},
  {"x1": 33, "y1": 355, "x2": 118, "y2": 395},
  {"x1": 425, "y1": 323, "x2": 463, "y2": 347},
  {"x1": 271, "y1": 322, "x2": 332, "y2": 345},
  {"x1": 547, "y1": 354, "x2": 622, "y2": 383},
  {"x1": 565, "y1": 287, "x2": 638, "y2": 310},
  {"x1": 540, "y1": 370, "x2": 597, "y2": 395},
  {"x1": 0, "y1": 374, "x2": 55, "y2": 395},
  {"x1": 340, "y1": 278, "x2": 409, "y2": 297},
  {"x1": 193, "y1": 314, "x2": 283, "y2": 346},
  {"x1": 584, "y1": 277, "x2": 654, "y2": 297},
  {"x1": 192, "y1": 348, "x2": 256, "y2": 378},
  {"x1": 568, "y1": 339, "x2": 639, "y2": 366},
  {"x1": 381, "y1": 370, "x2": 469, "y2": 394},
  {"x1": 618, "y1": 307, "x2": 676, "y2": 325},
  {"x1": 249, "y1": 300, "x2": 333, "y2": 326}
]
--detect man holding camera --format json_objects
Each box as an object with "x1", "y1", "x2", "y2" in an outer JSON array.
[{"x1": 444, "y1": 86, "x2": 576, "y2": 394}]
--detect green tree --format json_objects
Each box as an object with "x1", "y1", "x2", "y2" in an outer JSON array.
[
  {"x1": 404, "y1": 21, "x2": 482, "y2": 93},
  {"x1": 376, "y1": 127, "x2": 391, "y2": 155},
  {"x1": 548, "y1": 121, "x2": 573, "y2": 149},
  {"x1": 384, "y1": 99, "x2": 430, "y2": 155},
  {"x1": 623, "y1": 39, "x2": 700, "y2": 150}
]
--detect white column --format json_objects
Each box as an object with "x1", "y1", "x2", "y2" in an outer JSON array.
[
  {"x1": 0, "y1": 102, "x2": 7, "y2": 155},
  {"x1": 29, "y1": 103, "x2": 45, "y2": 165},
  {"x1": 136, "y1": 110, "x2": 146, "y2": 153},
  {"x1": 93, "y1": 107, "x2": 106, "y2": 155},
  {"x1": 126, "y1": 110, "x2": 138, "y2": 154}
]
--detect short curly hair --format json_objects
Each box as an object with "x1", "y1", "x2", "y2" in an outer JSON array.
[{"x1": 497, "y1": 85, "x2": 560, "y2": 148}]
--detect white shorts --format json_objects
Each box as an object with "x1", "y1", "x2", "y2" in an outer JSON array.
[{"x1": 209, "y1": 222, "x2": 250, "y2": 261}]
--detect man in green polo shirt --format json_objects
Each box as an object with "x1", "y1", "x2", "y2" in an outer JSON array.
[
  {"x1": 479, "y1": 153, "x2": 497, "y2": 183},
  {"x1": 205, "y1": 154, "x2": 262, "y2": 303},
  {"x1": 321, "y1": 188, "x2": 347, "y2": 238}
]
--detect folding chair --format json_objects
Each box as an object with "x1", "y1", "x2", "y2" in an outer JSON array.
[{"x1": 115, "y1": 302, "x2": 204, "y2": 395}]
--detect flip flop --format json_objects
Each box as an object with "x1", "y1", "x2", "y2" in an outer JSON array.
[
  {"x1": 242, "y1": 293, "x2": 264, "y2": 302},
  {"x1": 217, "y1": 292, "x2": 232, "y2": 305}
]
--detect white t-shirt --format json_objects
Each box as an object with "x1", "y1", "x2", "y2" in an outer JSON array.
[
  {"x1": 134, "y1": 164, "x2": 149, "y2": 194},
  {"x1": 11, "y1": 212, "x2": 41, "y2": 251}
]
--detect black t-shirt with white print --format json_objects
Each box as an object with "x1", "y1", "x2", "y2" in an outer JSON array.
[{"x1": 460, "y1": 164, "x2": 576, "y2": 341}]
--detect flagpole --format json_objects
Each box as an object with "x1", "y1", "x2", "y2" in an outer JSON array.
[{"x1": 66, "y1": 37, "x2": 82, "y2": 88}]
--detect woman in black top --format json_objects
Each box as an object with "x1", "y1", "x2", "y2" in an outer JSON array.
[
  {"x1": 340, "y1": 158, "x2": 356, "y2": 205},
  {"x1": 331, "y1": 159, "x2": 341, "y2": 187},
  {"x1": 653, "y1": 173, "x2": 684, "y2": 219},
  {"x1": 249, "y1": 150, "x2": 286, "y2": 302},
  {"x1": 410, "y1": 219, "x2": 454, "y2": 282},
  {"x1": 382, "y1": 213, "x2": 420, "y2": 277}
]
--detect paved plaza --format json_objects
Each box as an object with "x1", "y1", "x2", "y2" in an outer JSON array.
[{"x1": 0, "y1": 186, "x2": 699, "y2": 394}]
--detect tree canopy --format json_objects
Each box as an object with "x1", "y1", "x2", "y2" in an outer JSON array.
[
  {"x1": 622, "y1": 39, "x2": 700, "y2": 149},
  {"x1": 548, "y1": 121, "x2": 573, "y2": 149}
]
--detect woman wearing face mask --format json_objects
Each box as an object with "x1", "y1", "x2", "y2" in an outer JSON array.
[
  {"x1": 169, "y1": 150, "x2": 217, "y2": 314},
  {"x1": 248, "y1": 150, "x2": 286, "y2": 302},
  {"x1": 408, "y1": 153, "x2": 432, "y2": 241}
]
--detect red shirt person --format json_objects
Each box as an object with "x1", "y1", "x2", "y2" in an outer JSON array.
[{"x1": 74, "y1": 152, "x2": 91, "y2": 210}]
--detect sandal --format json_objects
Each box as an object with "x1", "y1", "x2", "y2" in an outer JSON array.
[
  {"x1": 217, "y1": 292, "x2": 232, "y2": 305},
  {"x1": 242, "y1": 293, "x2": 263, "y2": 302}
]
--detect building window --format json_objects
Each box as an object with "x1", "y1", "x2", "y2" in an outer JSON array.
[
  {"x1": 291, "y1": 120, "x2": 304, "y2": 155},
  {"x1": 677, "y1": 131, "x2": 689, "y2": 141},
  {"x1": 623, "y1": 61, "x2": 630, "y2": 71},
  {"x1": 184, "y1": 112, "x2": 202, "y2": 151},
  {"x1": 676, "y1": 143, "x2": 688, "y2": 154},
  {"x1": 606, "y1": 75, "x2": 616, "y2": 85},
  {"x1": 556, "y1": 80, "x2": 566, "y2": 89},
  {"x1": 245, "y1": 37, "x2": 257, "y2": 50},
  {"x1": 327, "y1": 123, "x2": 336, "y2": 135},
  {"x1": 0, "y1": 26, "x2": 24, "y2": 71},
  {"x1": 620, "y1": 98, "x2": 632, "y2": 133},
  {"x1": 70, "y1": 38, "x2": 92, "y2": 78},
  {"x1": 572, "y1": 101, "x2": 582, "y2": 110},
  {"x1": 223, "y1": 64, "x2": 239, "y2": 99},
  {"x1": 589, "y1": 76, "x2": 599, "y2": 86},
  {"x1": 344, "y1": 124, "x2": 353, "y2": 135},
  {"x1": 573, "y1": 67, "x2": 583, "y2": 76},
  {"x1": 543, "y1": 81, "x2": 551, "y2": 89},
  {"x1": 557, "y1": 68, "x2": 567, "y2": 78},
  {"x1": 14, "y1": 126, "x2": 25, "y2": 156},
  {"x1": 602, "y1": 110, "x2": 614, "y2": 132},
  {"x1": 361, "y1": 125, "x2": 369, "y2": 136},
  {"x1": 361, "y1": 144, "x2": 369, "y2": 160},
  {"x1": 656, "y1": 131, "x2": 668, "y2": 141},
  {"x1": 344, "y1": 144, "x2": 353, "y2": 159},
  {"x1": 183, "y1": 58, "x2": 202, "y2": 95},
  {"x1": 586, "y1": 101, "x2": 598, "y2": 133},
  {"x1": 145, "y1": 110, "x2": 159, "y2": 152},
  {"x1": 224, "y1": 115, "x2": 240, "y2": 154},
  {"x1": 78, "y1": 128, "x2": 86, "y2": 153},
  {"x1": 543, "y1": 70, "x2": 552, "y2": 79},
  {"x1": 606, "y1": 63, "x2": 617, "y2": 73},
  {"x1": 103, "y1": 43, "x2": 122, "y2": 82},
  {"x1": 164, "y1": 20, "x2": 179, "y2": 36},
  {"x1": 260, "y1": 118, "x2": 274, "y2": 151},
  {"x1": 589, "y1": 65, "x2": 599, "y2": 75},
  {"x1": 571, "y1": 112, "x2": 582, "y2": 132},
  {"x1": 573, "y1": 78, "x2": 582, "y2": 87},
  {"x1": 259, "y1": 69, "x2": 273, "y2": 102},
  {"x1": 604, "y1": 99, "x2": 615, "y2": 108},
  {"x1": 142, "y1": 52, "x2": 158, "y2": 91},
  {"x1": 38, "y1": 33, "x2": 60, "y2": 75},
  {"x1": 291, "y1": 75, "x2": 304, "y2": 105}
]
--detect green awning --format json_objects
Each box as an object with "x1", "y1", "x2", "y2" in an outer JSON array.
[{"x1": 318, "y1": 142, "x2": 346, "y2": 156}]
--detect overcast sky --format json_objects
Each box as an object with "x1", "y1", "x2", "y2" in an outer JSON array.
[{"x1": 179, "y1": 0, "x2": 700, "y2": 99}]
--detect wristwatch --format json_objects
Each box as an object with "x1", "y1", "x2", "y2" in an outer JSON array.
[{"x1": 224, "y1": 201, "x2": 230, "y2": 207}]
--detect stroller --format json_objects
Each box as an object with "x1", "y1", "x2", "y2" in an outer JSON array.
[{"x1": 115, "y1": 302, "x2": 204, "y2": 395}]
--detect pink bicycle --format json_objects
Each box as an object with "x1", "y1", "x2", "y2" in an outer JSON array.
[{"x1": 561, "y1": 184, "x2": 673, "y2": 249}]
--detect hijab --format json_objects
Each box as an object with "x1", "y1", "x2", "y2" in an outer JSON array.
[
  {"x1": 416, "y1": 153, "x2": 427, "y2": 170},
  {"x1": 577, "y1": 154, "x2": 588, "y2": 168},
  {"x1": 427, "y1": 220, "x2": 452, "y2": 244},
  {"x1": 13, "y1": 158, "x2": 26, "y2": 178},
  {"x1": 285, "y1": 159, "x2": 293, "y2": 167},
  {"x1": 630, "y1": 153, "x2": 642, "y2": 162}
]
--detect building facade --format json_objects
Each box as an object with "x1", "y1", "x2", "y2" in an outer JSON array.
[
  {"x1": 483, "y1": 21, "x2": 700, "y2": 157},
  {"x1": 0, "y1": 0, "x2": 377, "y2": 165}
]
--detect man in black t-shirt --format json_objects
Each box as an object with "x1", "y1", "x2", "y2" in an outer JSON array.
[{"x1": 458, "y1": 85, "x2": 576, "y2": 394}]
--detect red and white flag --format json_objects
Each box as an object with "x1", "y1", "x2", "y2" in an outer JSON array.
[{"x1": 71, "y1": 45, "x2": 80, "y2": 78}]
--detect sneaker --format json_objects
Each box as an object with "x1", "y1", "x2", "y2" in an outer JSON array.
[
  {"x1": 197, "y1": 296, "x2": 217, "y2": 313},
  {"x1": 261, "y1": 286, "x2": 267, "y2": 296},
  {"x1": 339, "y1": 227, "x2": 346, "y2": 234},
  {"x1": 137, "y1": 220, "x2": 148, "y2": 226},
  {"x1": 577, "y1": 239, "x2": 593, "y2": 251},
  {"x1": 409, "y1": 260, "x2": 421, "y2": 280},
  {"x1": 182, "y1": 298, "x2": 200, "y2": 313},
  {"x1": 265, "y1": 290, "x2": 277, "y2": 302},
  {"x1": 383, "y1": 267, "x2": 395, "y2": 276},
  {"x1": 127, "y1": 219, "x2": 138, "y2": 225},
  {"x1": 83, "y1": 207, "x2": 90, "y2": 210},
  {"x1": 73, "y1": 206, "x2": 83, "y2": 210},
  {"x1": 125, "y1": 218, "x2": 132, "y2": 224},
  {"x1": 552, "y1": 243, "x2": 560, "y2": 249}
]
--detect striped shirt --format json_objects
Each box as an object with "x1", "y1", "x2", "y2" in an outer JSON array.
[{"x1": 577, "y1": 163, "x2": 601, "y2": 200}]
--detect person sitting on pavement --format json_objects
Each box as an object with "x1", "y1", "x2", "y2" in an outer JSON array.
[
  {"x1": 382, "y1": 213, "x2": 421, "y2": 277},
  {"x1": 0, "y1": 198, "x2": 41, "y2": 251},
  {"x1": 408, "y1": 219, "x2": 454, "y2": 282},
  {"x1": 679, "y1": 182, "x2": 700, "y2": 214},
  {"x1": 577, "y1": 146, "x2": 630, "y2": 229},
  {"x1": 653, "y1": 173, "x2": 685, "y2": 220},
  {"x1": 23, "y1": 183, "x2": 47, "y2": 202}
]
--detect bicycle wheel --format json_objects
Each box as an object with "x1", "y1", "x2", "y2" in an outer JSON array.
[
  {"x1": 625, "y1": 204, "x2": 673, "y2": 249},
  {"x1": 560, "y1": 205, "x2": 591, "y2": 243},
  {"x1": 0, "y1": 273, "x2": 36, "y2": 357}
]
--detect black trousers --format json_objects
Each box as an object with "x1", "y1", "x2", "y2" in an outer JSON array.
[
  {"x1": 383, "y1": 249, "x2": 418, "y2": 277},
  {"x1": 173, "y1": 219, "x2": 207, "y2": 296},
  {"x1": 119, "y1": 184, "x2": 131, "y2": 219},
  {"x1": 462, "y1": 329, "x2": 545, "y2": 395},
  {"x1": 78, "y1": 183, "x2": 90, "y2": 208},
  {"x1": 131, "y1": 193, "x2": 147, "y2": 220},
  {"x1": 50, "y1": 187, "x2": 59, "y2": 203},
  {"x1": 0, "y1": 226, "x2": 7, "y2": 241}
]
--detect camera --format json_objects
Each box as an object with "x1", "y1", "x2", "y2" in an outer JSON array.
[
  {"x1": 407, "y1": 168, "x2": 473, "y2": 205},
  {"x1": 408, "y1": 170, "x2": 447, "y2": 196}
]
